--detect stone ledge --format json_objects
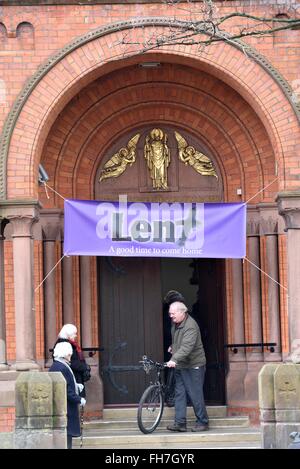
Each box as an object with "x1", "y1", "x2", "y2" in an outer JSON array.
[{"x1": 0, "y1": 370, "x2": 20, "y2": 381}]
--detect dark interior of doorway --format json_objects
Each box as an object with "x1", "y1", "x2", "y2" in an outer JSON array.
[{"x1": 161, "y1": 258, "x2": 226, "y2": 405}]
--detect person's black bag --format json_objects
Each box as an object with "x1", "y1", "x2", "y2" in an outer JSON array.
[{"x1": 82, "y1": 364, "x2": 91, "y2": 382}]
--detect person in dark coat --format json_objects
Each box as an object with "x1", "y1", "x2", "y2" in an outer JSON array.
[
  {"x1": 166, "y1": 301, "x2": 208, "y2": 433},
  {"x1": 54, "y1": 324, "x2": 91, "y2": 398},
  {"x1": 49, "y1": 341, "x2": 86, "y2": 449},
  {"x1": 163, "y1": 291, "x2": 186, "y2": 406}
]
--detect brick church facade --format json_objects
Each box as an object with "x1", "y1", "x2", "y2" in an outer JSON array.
[{"x1": 0, "y1": 0, "x2": 300, "y2": 432}]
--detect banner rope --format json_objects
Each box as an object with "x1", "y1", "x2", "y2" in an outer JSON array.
[
  {"x1": 244, "y1": 176, "x2": 278, "y2": 205},
  {"x1": 43, "y1": 181, "x2": 66, "y2": 201},
  {"x1": 35, "y1": 253, "x2": 67, "y2": 292},
  {"x1": 243, "y1": 256, "x2": 288, "y2": 295},
  {"x1": 36, "y1": 178, "x2": 287, "y2": 296}
]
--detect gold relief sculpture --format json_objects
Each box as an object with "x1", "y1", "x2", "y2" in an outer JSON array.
[
  {"x1": 99, "y1": 134, "x2": 140, "y2": 182},
  {"x1": 144, "y1": 128, "x2": 170, "y2": 190},
  {"x1": 175, "y1": 131, "x2": 218, "y2": 179}
]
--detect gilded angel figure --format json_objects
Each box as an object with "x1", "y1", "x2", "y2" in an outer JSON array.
[
  {"x1": 175, "y1": 131, "x2": 218, "y2": 179},
  {"x1": 99, "y1": 134, "x2": 140, "y2": 182}
]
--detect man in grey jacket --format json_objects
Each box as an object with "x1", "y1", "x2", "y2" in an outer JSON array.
[{"x1": 166, "y1": 301, "x2": 209, "y2": 432}]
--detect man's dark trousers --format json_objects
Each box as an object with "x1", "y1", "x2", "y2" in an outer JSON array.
[{"x1": 174, "y1": 366, "x2": 208, "y2": 425}]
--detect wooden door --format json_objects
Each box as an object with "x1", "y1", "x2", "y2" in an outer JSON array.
[{"x1": 98, "y1": 257, "x2": 163, "y2": 405}]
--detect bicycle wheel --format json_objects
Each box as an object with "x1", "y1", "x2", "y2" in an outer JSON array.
[{"x1": 137, "y1": 384, "x2": 164, "y2": 434}]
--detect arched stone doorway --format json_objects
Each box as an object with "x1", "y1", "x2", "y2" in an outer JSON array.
[{"x1": 1, "y1": 18, "x2": 300, "y2": 415}]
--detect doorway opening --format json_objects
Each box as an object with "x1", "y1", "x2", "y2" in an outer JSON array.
[
  {"x1": 98, "y1": 257, "x2": 226, "y2": 406},
  {"x1": 161, "y1": 258, "x2": 226, "y2": 405}
]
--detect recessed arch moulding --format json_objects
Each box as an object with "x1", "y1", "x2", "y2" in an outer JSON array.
[
  {"x1": 1, "y1": 20, "x2": 300, "y2": 201},
  {"x1": 41, "y1": 61, "x2": 274, "y2": 207}
]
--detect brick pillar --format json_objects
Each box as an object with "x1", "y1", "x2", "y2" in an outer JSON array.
[{"x1": 277, "y1": 192, "x2": 300, "y2": 362}]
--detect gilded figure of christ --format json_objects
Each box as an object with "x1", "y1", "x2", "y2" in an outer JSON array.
[{"x1": 144, "y1": 128, "x2": 170, "y2": 190}]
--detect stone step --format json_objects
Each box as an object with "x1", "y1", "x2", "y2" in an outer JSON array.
[
  {"x1": 74, "y1": 427, "x2": 261, "y2": 449},
  {"x1": 84, "y1": 416, "x2": 249, "y2": 430},
  {"x1": 102, "y1": 405, "x2": 227, "y2": 420},
  {"x1": 75, "y1": 441, "x2": 261, "y2": 450}
]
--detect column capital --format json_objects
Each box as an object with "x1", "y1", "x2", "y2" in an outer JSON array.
[
  {"x1": 1, "y1": 200, "x2": 41, "y2": 238},
  {"x1": 260, "y1": 217, "x2": 278, "y2": 236},
  {"x1": 40, "y1": 209, "x2": 63, "y2": 241},
  {"x1": 277, "y1": 191, "x2": 300, "y2": 230},
  {"x1": 7, "y1": 215, "x2": 39, "y2": 238},
  {"x1": 247, "y1": 220, "x2": 260, "y2": 237}
]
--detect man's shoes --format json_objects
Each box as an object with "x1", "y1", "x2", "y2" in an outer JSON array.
[
  {"x1": 191, "y1": 423, "x2": 209, "y2": 432},
  {"x1": 167, "y1": 423, "x2": 187, "y2": 432}
]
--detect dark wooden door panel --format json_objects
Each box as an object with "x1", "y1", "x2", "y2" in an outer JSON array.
[{"x1": 99, "y1": 257, "x2": 162, "y2": 405}]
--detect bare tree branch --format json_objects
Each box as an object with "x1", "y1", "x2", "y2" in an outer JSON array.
[{"x1": 119, "y1": 0, "x2": 300, "y2": 54}]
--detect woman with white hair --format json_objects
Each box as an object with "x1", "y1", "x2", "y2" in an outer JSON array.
[
  {"x1": 49, "y1": 341, "x2": 86, "y2": 449},
  {"x1": 53, "y1": 324, "x2": 91, "y2": 398}
]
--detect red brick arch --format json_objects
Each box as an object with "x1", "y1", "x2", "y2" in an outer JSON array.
[
  {"x1": 5, "y1": 24, "x2": 300, "y2": 199},
  {"x1": 40, "y1": 63, "x2": 275, "y2": 207}
]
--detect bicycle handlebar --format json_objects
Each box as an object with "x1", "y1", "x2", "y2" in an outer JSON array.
[{"x1": 140, "y1": 355, "x2": 168, "y2": 373}]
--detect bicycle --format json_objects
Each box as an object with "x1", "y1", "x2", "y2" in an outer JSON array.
[{"x1": 137, "y1": 355, "x2": 168, "y2": 434}]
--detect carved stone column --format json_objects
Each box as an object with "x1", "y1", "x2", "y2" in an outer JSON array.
[
  {"x1": 4, "y1": 202, "x2": 40, "y2": 370},
  {"x1": 277, "y1": 192, "x2": 300, "y2": 361},
  {"x1": 243, "y1": 219, "x2": 264, "y2": 402},
  {"x1": 231, "y1": 259, "x2": 246, "y2": 360},
  {"x1": 62, "y1": 255, "x2": 74, "y2": 325},
  {"x1": 226, "y1": 259, "x2": 247, "y2": 405},
  {"x1": 79, "y1": 256, "x2": 92, "y2": 349},
  {"x1": 261, "y1": 217, "x2": 281, "y2": 361},
  {"x1": 60, "y1": 220, "x2": 74, "y2": 325},
  {"x1": 247, "y1": 225, "x2": 263, "y2": 362},
  {"x1": 41, "y1": 210, "x2": 62, "y2": 363},
  {"x1": 0, "y1": 218, "x2": 9, "y2": 370}
]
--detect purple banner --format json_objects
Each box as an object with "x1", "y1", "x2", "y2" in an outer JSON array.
[{"x1": 64, "y1": 197, "x2": 246, "y2": 258}]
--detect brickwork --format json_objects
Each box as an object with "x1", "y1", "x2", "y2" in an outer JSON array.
[
  {"x1": 0, "y1": 2, "x2": 299, "y2": 200},
  {"x1": 260, "y1": 236, "x2": 269, "y2": 346},
  {"x1": 228, "y1": 405, "x2": 260, "y2": 425},
  {"x1": 278, "y1": 234, "x2": 288, "y2": 355},
  {"x1": 0, "y1": 407, "x2": 15, "y2": 433}
]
